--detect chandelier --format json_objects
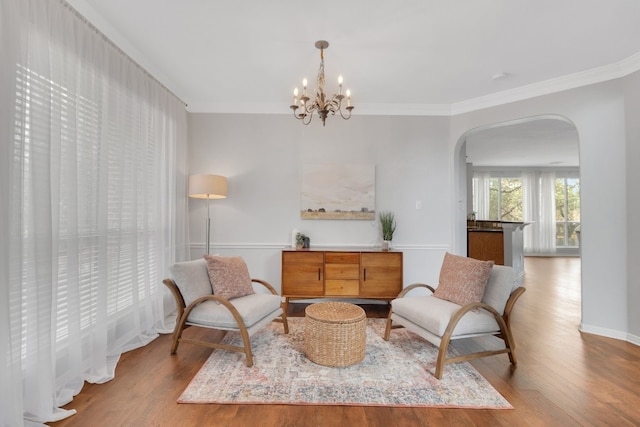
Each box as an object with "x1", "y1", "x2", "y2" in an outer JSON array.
[{"x1": 290, "y1": 40, "x2": 354, "y2": 126}]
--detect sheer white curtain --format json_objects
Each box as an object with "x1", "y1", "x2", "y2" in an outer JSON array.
[
  {"x1": 522, "y1": 171, "x2": 556, "y2": 254},
  {"x1": 522, "y1": 172, "x2": 539, "y2": 252},
  {"x1": 472, "y1": 172, "x2": 491, "y2": 219},
  {"x1": 538, "y1": 172, "x2": 557, "y2": 253},
  {"x1": 1, "y1": 0, "x2": 189, "y2": 425}
]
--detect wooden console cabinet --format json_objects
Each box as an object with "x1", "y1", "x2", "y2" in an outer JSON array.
[{"x1": 281, "y1": 249, "x2": 403, "y2": 307}]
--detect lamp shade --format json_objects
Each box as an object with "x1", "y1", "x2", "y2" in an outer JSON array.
[{"x1": 188, "y1": 174, "x2": 227, "y2": 199}]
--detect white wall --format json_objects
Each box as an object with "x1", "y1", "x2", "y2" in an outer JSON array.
[
  {"x1": 450, "y1": 78, "x2": 629, "y2": 339},
  {"x1": 188, "y1": 113, "x2": 453, "y2": 292},
  {"x1": 188, "y1": 72, "x2": 638, "y2": 342},
  {"x1": 624, "y1": 71, "x2": 640, "y2": 342}
]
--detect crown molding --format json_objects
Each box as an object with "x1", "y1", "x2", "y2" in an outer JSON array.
[
  {"x1": 188, "y1": 54, "x2": 640, "y2": 116},
  {"x1": 619, "y1": 51, "x2": 640, "y2": 76},
  {"x1": 450, "y1": 53, "x2": 640, "y2": 115},
  {"x1": 65, "y1": 0, "x2": 640, "y2": 117}
]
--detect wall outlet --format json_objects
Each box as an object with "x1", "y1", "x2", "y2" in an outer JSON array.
[{"x1": 415, "y1": 200, "x2": 422, "y2": 210}]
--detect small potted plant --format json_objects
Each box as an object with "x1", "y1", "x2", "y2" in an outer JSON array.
[{"x1": 379, "y1": 211, "x2": 396, "y2": 251}]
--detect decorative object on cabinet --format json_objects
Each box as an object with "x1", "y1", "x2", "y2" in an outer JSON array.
[
  {"x1": 384, "y1": 261, "x2": 525, "y2": 379},
  {"x1": 300, "y1": 164, "x2": 375, "y2": 220},
  {"x1": 290, "y1": 40, "x2": 354, "y2": 126},
  {"x1": 188, "y1": 174, "x2": 227, "y2": 255},
  {"x1": 379, "y1": 210, "x2": 396, "y2": 251},
  {"x1": 163, "y1": 258, "x2": 289, "y2": 367}
]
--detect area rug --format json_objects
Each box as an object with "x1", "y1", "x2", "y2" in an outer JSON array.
[{"x1": 178, "y1": 318, "x2": 512, "y2": 408}]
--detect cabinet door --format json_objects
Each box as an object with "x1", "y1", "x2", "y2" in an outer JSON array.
[
  {"x1": 360, "y1": 252, "x2": 403, "y2": 298},
  {"x1": 282, "y1": 251, "x2": 324, "y2": 296},
  {"x1": 468, "y1": 231, "x2": 504, "y2": 265}
]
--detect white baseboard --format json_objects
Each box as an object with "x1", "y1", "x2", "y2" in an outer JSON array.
[
  {"x1": 579, "y1": 323, "x2": 632, "y2": 343},
  {"x1": 628, "y1": 333, "x2": 640, "y2": 346}
]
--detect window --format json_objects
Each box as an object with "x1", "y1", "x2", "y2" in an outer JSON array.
[
  {"x1": 556, "y1": 178, "x2": 580, "y2": 247},
  {"x1": 473, "y1": 170, "x2": 580, "y2": 254},
  {"x1": 488, "y1": 177, "x2": 523, "y2": 221},
  {"x1": 14, "y1": 62, "x2": 167, "y2": 350},
  {"x1": 2, "y1": 2, "x2": 188, "y2": 423}
]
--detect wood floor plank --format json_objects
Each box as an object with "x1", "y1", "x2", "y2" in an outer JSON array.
[{"x1": 50, "y1": 257, "x2": 640, "y2": 426}]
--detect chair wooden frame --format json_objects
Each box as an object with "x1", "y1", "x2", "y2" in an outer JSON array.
[
  {"x1": 384, "y1": 283, "x2": 526, "y2": 379},
  {"x1": 163, "y1": 277, "x2": 289, "y2": 367}
]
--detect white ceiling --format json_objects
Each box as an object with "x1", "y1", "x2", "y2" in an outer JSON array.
[
  {"x1": 67, "y1": 0, "x2": 640, "y2": 116},
  {"x1": 465, "y1": 117, "x2": 579, "y2": 167},
  {"x1": 65, "y1": 1, "x2": 637, "y2": 167}
]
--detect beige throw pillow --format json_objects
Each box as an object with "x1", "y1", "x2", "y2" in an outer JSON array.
[
  {"x1": 204, "y1": 255, "x2": 255, "y2": 301},
  {"x1": 433, "y1": 252, "x2": 494, "y2": 306}
]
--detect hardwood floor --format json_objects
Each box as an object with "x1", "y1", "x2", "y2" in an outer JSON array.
[{"x1": 51, "y1": 257, "x2": 640, "y2": 426}]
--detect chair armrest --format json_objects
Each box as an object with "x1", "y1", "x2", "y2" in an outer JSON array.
[
  {"x1": 397, "y1": 283, "x2": 436, "y2": 298},
  {"x1": 163, "y1": 279, "x2": 244, "y2": 332},
  {"x1": 163, "y1": 278, "x2": 186, "y2": 325},
  {"x1": 183, "y1": 294, "x2": 247, "y2": 329},
  {"x1": 251, "y1": 278, "x2": 279, "y2": 295},
  {"x1": 443, "y1": 301, "x2": 509, "y2": 341},
  {"x1": 503, "y1": 286, "x2": 526, "y2": 328},
  {"x1": 505, "y1": 286, "x2": 526, "y2": 315}
]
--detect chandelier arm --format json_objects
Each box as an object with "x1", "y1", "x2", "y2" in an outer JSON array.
[
  {"x1": 326, "y1": 97, "x2": 342, "y2": 113},
  {"x1": 338, "y1": 107, "x2": 353, "y2": 120}
]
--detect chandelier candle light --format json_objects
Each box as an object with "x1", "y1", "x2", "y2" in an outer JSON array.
[{"x1": 290, "y1": 40, "x2": 354, "y2": 126}]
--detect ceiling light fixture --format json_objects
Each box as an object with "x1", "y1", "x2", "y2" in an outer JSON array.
[
  {"x1": 491, "y1": 72, "x2": 509, "y2": 81},
  {"x1": 290, "y1": 40, "x2": 354, "y2": 126}
]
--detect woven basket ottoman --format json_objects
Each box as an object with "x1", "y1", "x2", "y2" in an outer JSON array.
[{"x1": 304, "y1": 301, "x2": 366, "y2": 367}]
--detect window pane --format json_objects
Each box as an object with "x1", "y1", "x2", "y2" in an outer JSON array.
[
  {"x1": 555, "y1": 177, "x2": 580, "y2": 248},
  {"x1": 556, "y1": 222, "x2": 566, "y2": 246},
  {"x1": 567, "y1": 179, "x2": 581, "y2": 221},
  {"x1": 500, "y1": 178, "x2": 522, "y2": 221},
  {"x1": 555, "y1": 179, "x2": 566, "y2": 221},
  {"x1": 567, "y1": 222, "x2": 580, "y2": 246},
  {"x1": 489, "y1": 178, "x2": 499, "y2": 220}
]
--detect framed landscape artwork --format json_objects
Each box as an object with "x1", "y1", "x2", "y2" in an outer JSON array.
[{"x1": 300, "y1": 164, "x2": 375, "y2": 220}]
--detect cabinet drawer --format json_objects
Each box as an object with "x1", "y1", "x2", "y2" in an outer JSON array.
[
  {"x1": 283, "y1": 251, "x2": 324, "y2": 265},
  {"x1": 325, "y1": 252, "x2": 360, "y2": 264},
  {"x1": 325, "y1": 280, "x2": 359, "y2": 296},
  {"x1": 325, "y1": 263, "x2": 359, "y2": 280}
]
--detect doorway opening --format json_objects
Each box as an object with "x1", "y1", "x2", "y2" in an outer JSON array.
[{"x1": 457, "y1": 115, "x2": 580, "y2": 257}]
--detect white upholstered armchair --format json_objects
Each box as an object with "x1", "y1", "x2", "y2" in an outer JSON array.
[
  {"x1": 163, "y1": 257, "x2": 289, "y2": 367},
  {"x1": 384, "y1": 253, "x2": 525, "y2": 379}
]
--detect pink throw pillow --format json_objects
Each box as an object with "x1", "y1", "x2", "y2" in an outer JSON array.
[
  {"x1": 204, "y1": 255, "x2": 255, "y2": 300},
  {"x1": 433, "y1": 252, "x2": 494, "y2": 306}
]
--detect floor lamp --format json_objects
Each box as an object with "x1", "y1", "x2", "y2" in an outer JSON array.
[{"x1": 188, "y1": 174, "x2": 227, "y2": 255}]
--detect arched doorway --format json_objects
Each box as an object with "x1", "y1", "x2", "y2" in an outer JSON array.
[{"x1": 455, "y1": 114, "x2": 580, "y2": 261}]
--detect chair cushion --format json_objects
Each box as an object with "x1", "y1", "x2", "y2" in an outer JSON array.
[
  {"x1": 187, "y1": 293, "x2": 282, "y2": 330},
  {"x1": 433, "y1": 252, "x2": 493, "y2": 306},
  {"x1": 391, "y1": 295, "x2": 500, "y2": 338},
  {"x1": 482, "y1": 264, "x2": 516, "y2": 315},
  {"x1": 169, "y1": 259, "x2": 212, "y2": 306},
  {"x1": 204, "y1": 255, "x2": 255, "y2": 300}
]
